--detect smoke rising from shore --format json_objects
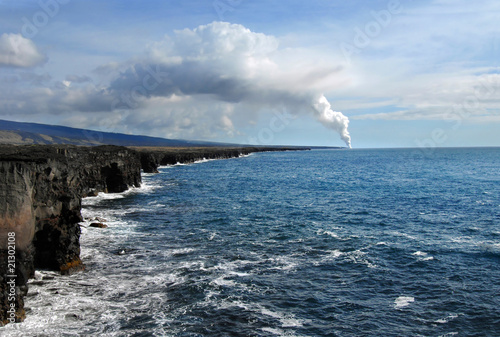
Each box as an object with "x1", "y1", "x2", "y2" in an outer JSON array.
[
  {"x1": 312, "y1": 95, "x2": 351, "y2": 148},
  {"x1": 106, "y1": 22, "x2": 352, "y2": 145},
  {"x1": 0, "y1": 22, "x2": 352, "y2": 145}
]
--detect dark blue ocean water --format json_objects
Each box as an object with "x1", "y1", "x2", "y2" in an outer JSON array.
[{"x1": 6, "y1": 148, "x2": 500, "y2": 336}]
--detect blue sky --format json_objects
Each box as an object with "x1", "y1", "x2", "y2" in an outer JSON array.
[{"x1": 0, "y1": 0, "x2": 499, "y2": 148}]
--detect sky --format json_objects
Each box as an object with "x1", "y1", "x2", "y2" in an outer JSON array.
[{"x1": 0, "y1": 0, "x2": 499, "y2": 148}]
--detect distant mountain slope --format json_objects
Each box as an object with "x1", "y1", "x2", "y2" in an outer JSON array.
[{"x1": 0, "y1": 119, "x2": 238, "y2": 147}]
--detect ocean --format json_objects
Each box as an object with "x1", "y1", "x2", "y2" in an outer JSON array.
[{"x1": 3, "y1": 148, "x2": 500, "y2": 336}]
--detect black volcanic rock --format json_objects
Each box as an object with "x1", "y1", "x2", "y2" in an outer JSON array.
[
  {"x1": 0, "y1": 145, "x2": 141, "y2": 324},
  {"x1": 0, "y1": 144, "x2": 309, "y2": 325},
  {"x1": 133, "y1": 146, "x2": 309, "y2": 173},
  {"x1": 89, "y1": 223, "x2": 108, "y2": 228}
]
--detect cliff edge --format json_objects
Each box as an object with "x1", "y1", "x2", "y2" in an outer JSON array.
[
  {"x1": 0, "y1": 144, "x2": 308, "y2": 325},
  {"x1": 0, "y1": 145, "x2": 141, "y2": 324}
]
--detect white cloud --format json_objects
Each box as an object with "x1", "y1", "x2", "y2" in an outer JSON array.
[
  {"x1": 105, "y1": 22, "x2": 352, "y2": 145},
  {"x1": 352, "y1": 71, "x2": 500, "y2": 122},
  {"x1": 0, "y1": 33, "x2": 46, "y2": 68},
  {"x1": 1, "y1": 22, "x2": 355, "y2": 145}
]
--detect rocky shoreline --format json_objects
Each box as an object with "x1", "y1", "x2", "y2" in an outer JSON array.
[{"x1": 0, "y1": 144, "x2": 308, "y2": 325}]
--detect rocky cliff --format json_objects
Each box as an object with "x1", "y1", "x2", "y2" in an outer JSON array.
[
  {"x1": 134, "y1": 146, "x2": 308, "y2": 173},
  {"x1": 0, "y1": 145, "x2": 141, "y2": 324},
  {"x1": 0, "y1": 144, "x2": 308, "y2": 325}
]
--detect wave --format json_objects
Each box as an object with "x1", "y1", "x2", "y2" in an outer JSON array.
[
  {"x1": 394, "y1": 296, "x2": 415, "y2": 309},
  {"x1": 82, "y1": 177, "x2": 160, "y2": 206}
]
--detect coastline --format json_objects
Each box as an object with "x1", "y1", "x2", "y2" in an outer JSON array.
[{"x1": 0, "y1": 144, "x2": 308, "y2": 325}]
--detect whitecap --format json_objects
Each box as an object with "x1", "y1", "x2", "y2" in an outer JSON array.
[
  {"x1": 228, "y1": 271, "x2": 250, "y2": 277},
  {"x1": 327, "y1": 249, "x2": 343, "y2": 258},
  {"x1": 261, "y1": 308, "x2": 304, "y2": 328},
  {"x1": 169, "y1": 248, "x2": 196, "y2": 256},
  {"x1": 261, "y1": 308, "x2": 283, "y2": 319},
  {"x1": 346, "y1": 249, "x2": 377, "y2": 269},
  {"x1": 394, "y1": 296, "x2": 415, "y2": 309},
  {"x1": 268, "y1": 256, "x2": 299, "y2": 271},
  {"x1": 261, "y1": 327, "x2": 285, "y2": 335},
  {"x1": 435, "y1": 314, "x2": 459, "y2": 324},
  {"x1": 412, "y1": 251, "x2": 435, "y2": 260},
  {"x1": 211, "y1": 276, "x2": 237, "y2": 287},
  {"x1": 217, "y1": 300, "x2": 250, "y2": 311},
  {"x1": 316, "y1": 229, "x2": 339, "y2": 238}
]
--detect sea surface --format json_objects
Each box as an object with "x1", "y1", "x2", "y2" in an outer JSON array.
[{"x1": 3, "y1": 148, "x2": 500, "y2": 337}]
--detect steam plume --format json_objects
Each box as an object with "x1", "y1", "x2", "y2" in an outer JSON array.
[
  {"x1": 107, "y1": 22, "x2": 354, "y2": 146},
  {"x1": 312, "y1": 95, "x2": 351, "y2": 148},
  {"x1": 2, "y1": 22, "x2": 353, "y2": 146}
]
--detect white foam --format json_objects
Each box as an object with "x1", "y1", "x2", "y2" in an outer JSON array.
[
  {"x1": 194, "y1": 157, "x2": 216, "y2": 164},
  {"x1": 169, "y1": 248, "x2": 196, "y2": 256},
  {"x1": 5, "y1": 172, "x2": 186, "y2": 336},
  {"x1": 312, "y1": 249, "x2": 343, "y2": 266},
  {"x1": 347, "y1": 249, "x2": 377, "y2": 269},
  {"x1": 394, "y1": 296, "x2": 415, "y2": 309},
  {"x1": 216, "y1": 300, "x2": 251, "y2": 311},
  {"x1": 390, "y1": 231, "x2": 418, "y2": 240},
  {"x1": 261, "y1": 308, "x2": 304, "y2": 328},
  {"x1": 281, "y1": 317, "x2": 304, "y2": 328},
  {"x1": 268, "y1": 256, "x2": 299, "y2": 271},
  {"x1": 136, "y1": 179, "x2": 162, "y2": 193},
  {"x1": 325, "y1": 249, "x2": 343, "y2": 259},
  {"x1": 261, "y1": 308, "x2": 283, "y2": 319},
  {"x1": 82, "y1": 178, "x2": 159, "y2": 207},
  {"x1": 435, "y1": 314, "x2": 459, "y2": 324},
  {"x1": 261, "y1": 327, "x2": 286, "y2": 335},
  {"x1": 155, "y1": 162, "x2": 187, "y2": 168},
  {"x1": 317, "y1": 229, "x2": 339, "y2": 238},
  {"x1": 82, "y1": 192, "x2": 125, "y2": 206},
  {"x1": 211, "y1": 276, "x2": 237, "y2": 287},
  {"x1": 329, "y1": 249, "x2": 344, "y2": 258},
  {"x1": 228, "y1": 271, "x2": 250, "y2": 277},
  {"x1": 239, "y1": 153, "x2": 253, "y2": 158},
  {"x1": 411, "y1": 251, "x2": 435, "y2": 261},
  {"x1": 33, "y1": 271, "x2": 43, "y2": 281}
]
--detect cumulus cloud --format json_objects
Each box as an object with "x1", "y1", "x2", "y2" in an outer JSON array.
[
  {"x1": 65, "y1": 74, "x2": 93, "y2": 83},
  {"x1": 0, "y1": 23, "x2": 352, "y2": 146},
  {"x1": 107, "y1": 22, "x2": 351, "y2": 146},
  {"x1": 0, "y1": 33, "x2": 46, "y2": 68}
]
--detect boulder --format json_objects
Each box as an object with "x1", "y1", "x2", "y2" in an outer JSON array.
[{"x1": 89, "y1": 223, "x2": 108, "y2": 228}]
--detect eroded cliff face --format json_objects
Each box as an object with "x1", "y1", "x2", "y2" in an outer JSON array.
[
  {"x1": 0, "y1": 162, "x2": 35, "y2": 324},
  {"x1": 0, "y1": 145, "x2": 141, "y2": 324},
  {"x1": 136, "y1": 146, "x2": 308, "y2": 173},
  {"x1": 1, "y1": 144, "x2": 308, "y2": 325}
]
